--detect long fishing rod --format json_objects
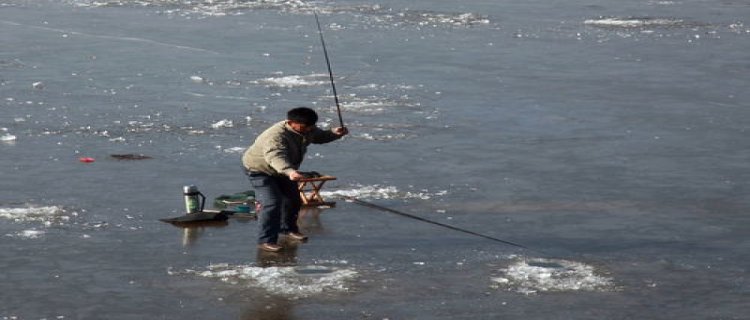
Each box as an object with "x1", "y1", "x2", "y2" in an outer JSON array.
[
  {"x1": 344, "y1": 196, "x2": 532, "y2": 251},
  {"x1": 313, "y1": 12, "x2": 345, "y2": 128}
]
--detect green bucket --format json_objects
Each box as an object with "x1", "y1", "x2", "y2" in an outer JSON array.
[{"x1": 213, "y1": 190, "x2": 256, "y2": 209}]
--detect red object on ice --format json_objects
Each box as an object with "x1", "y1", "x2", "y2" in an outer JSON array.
[{"x1": 79, "y1": 157, "x2": 95, "y2": 163}]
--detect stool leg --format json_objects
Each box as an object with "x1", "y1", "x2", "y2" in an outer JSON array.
[
  {"x1": 298, "y1": 181, "x2": 311, "y2": 205},
  {"x1": 311, "y1": 181, "x2": 326, "y2": 204}
]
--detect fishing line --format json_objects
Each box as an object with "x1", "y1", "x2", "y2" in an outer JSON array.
[
  {"x1": 313, "y1": 11, "x2": 345, "y2": 128},
  {"x1": 343, "y1": 196, "x2": 535, "y2": 251}
]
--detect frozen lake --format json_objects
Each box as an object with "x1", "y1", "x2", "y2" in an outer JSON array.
[{"x1": 1, "y1": 0, "x2": 749, "y2": 318}]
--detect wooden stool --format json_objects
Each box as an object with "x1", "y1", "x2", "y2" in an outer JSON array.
[{"x1": 297, "y1": 175, "x2": 337, "y2": 207}]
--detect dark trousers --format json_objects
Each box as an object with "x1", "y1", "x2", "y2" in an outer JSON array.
[{"x1": 246, "y1": 171, "x2": 301, "y2": 244}]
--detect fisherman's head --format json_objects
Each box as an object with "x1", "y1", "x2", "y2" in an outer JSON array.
[{"x1": 287, "y1": 107, "x2": 318, "y2": 134}]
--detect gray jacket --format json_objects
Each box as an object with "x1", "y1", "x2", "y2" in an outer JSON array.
[{"x1": 242, "y1": 121, "x2": 341, "y2": 176}]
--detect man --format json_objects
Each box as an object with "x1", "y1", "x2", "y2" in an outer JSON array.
[{"x1": 242, "y1": 107, "x2": 348, "y2": 252}]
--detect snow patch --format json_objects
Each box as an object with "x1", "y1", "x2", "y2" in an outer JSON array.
[
  {"x1": 174, "y1": 263, "x2": 358, "y2": 298},
  {"x1": 492, "y1": 257, "x2": 615, "y2": 295}
]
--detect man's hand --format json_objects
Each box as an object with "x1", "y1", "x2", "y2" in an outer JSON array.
[
  {"x1": 333, "y1": 126, "x2": 349, "y2": 136},
  {"x1": 288, "y1": 170, "x2": 305, "y2": 181}
]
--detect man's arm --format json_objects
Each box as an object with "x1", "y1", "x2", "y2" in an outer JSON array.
[{"x1": 310, "y1": 126, "x2": 348, "y2": 144}]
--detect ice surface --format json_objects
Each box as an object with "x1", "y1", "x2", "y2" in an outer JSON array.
[
  {"x1": 257, "y1": 74, "x2": 327, "y2": 88},
  {"x1": 2, "y1": 0, "x2": 749, "y2": 317},
  {"x1": 321, "y1": 184, "x2": 448, "y2": 200},
  {"x1": 339, "y1": 95, "x2": 420, "y2": 114},
  {"x1": 221, "y1": 146, "x2": 245, "y2": 154},
  {"x1": 5, "y1": 229, "x2": 45, "y2": 239},
  {"x1": 584, "y1": 17, "x2": 688, "y2": 28},
  {"x1": 210, "y1": 119, "x2": 233, "y2": 129},
  {"x1": 176, "y1": 263, "x2": 358, "y2": 298},
  {"x1": 351, "y1": 132, "x2": 410, "y2": 141},
  {"x1": 68, "y1": 0, "x2": 489, "y2": 28},
  {"x1": 0, "y1": 205, "x2": 71, "y2": 225},
  {"x1": 1, "y1": 127, "x2": 16, "y2": 142},
  {"x1": 492, "y1": 258, "x2": 615, "y2": 295},
  {"x1": 0, "y1": 134, "x2": 17, "y2": 142}
]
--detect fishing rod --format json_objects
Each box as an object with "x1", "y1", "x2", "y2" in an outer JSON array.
[
  {"x1": 343, "y1": 196, "x2": 533, "y2": 251},
  {"x1": 313, "y1": 11, "x2": 345, "y2": 128}
]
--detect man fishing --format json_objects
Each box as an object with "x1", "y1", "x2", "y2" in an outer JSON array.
[{"x1": 242, "y1": 107, "x2": 348, "y2": 252}]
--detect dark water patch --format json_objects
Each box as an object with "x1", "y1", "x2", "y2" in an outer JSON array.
[
  {"x1": 110, "y1": 153, "x2": 153, "y2": 160},
  {"x1": 0, "y1": 58, "x2": 26, "y2": 69}
]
